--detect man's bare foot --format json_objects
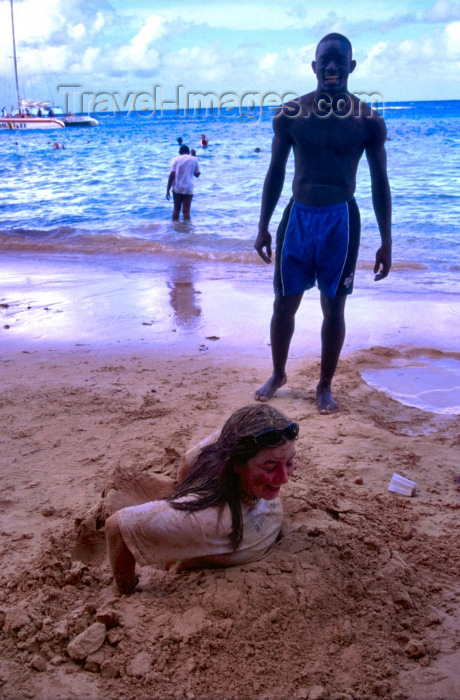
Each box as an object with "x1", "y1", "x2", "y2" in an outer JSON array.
[
  {"x1": 316, "y1": 384, "x2": 339, "y2": 414},
  {"x1": 254, "y1": 373, "x2": 287, "y2": 402}
]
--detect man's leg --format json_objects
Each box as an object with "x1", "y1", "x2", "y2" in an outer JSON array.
[
  {"x1": 106, "y1": 513, "x2": 138, "y2": 594},
  {"x1": 316, "y1": 293, "x2": 347, "y2": 414},
  {"x1": 172, "y1": 193, "x2": 182, "y2": 221},
  {"x1": 182, "y1": 194, "x2": 193, "y2": 220},
  {"x1": 255, "y1": 292, "x2": 303, "y2": 401}
]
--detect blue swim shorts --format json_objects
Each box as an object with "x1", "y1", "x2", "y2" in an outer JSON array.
[{"x1": 274, "y1": 199, "x2": 361, "y2": 298}]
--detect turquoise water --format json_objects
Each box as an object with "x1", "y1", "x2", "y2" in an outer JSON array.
[{"x1": 0, "y1": 101, "x2": 459, "y2": 295}]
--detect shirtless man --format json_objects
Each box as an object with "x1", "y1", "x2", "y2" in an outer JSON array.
[{"x1": 254, "y1": 33, "x2": 391, "y2": 413}]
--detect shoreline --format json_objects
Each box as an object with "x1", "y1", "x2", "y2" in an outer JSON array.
[{"x1": 1, "y1": 250, "x2": 459, "y2": 414}]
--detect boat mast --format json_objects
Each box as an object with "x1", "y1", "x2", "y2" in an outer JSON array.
[{"x1": 10, "y1": 0, "x2": 21, "y2": 110}]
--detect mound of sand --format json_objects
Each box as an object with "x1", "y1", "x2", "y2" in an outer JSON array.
[{"x1": 0, "y1": 347, "x2": 459, "y2": 700}]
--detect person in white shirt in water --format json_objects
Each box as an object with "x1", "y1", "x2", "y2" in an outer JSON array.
[
  {"x1": 166, "y1": 144, "x2": 200, "y2": 221},
  {"x1": 106, "y1": 404, "x2": 299, "y2": 594}
]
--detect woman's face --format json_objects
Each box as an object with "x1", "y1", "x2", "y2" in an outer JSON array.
[{"x1": 236, "y1": 440, "x2": 296, "y2": 501}]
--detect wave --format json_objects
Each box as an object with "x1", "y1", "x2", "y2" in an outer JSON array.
[
  {"x1": 384, "y1": 105, "x2": 415, "y2": 111},
  {"x1": 0, "y1": 229, "x2": 262, "y2": 265},
  {"x1": 0, "y1": 229, "x2": 442, "y2": 275},
  {"x1": 359, "y1": 260, "x2": 428, "y2": 271}
]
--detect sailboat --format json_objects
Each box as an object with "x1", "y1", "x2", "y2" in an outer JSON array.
[
  {"x1": 60, "y1": 113, "x2": 98, "y2": 127},
  {"x1": 0, "y1": 0, "x2": 64, "y2": 130}
]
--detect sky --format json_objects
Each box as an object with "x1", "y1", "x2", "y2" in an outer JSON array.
[{"x1": 1, "y1": 0, "x2": 460, "y2": 112}]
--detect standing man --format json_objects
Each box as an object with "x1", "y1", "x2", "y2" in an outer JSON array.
[
  {"x1": 254, "y1": 33, "x2": 391, "y2": 413},
  {"x1": 166, "y1": 145, "x2": 200, "y2": 221}
]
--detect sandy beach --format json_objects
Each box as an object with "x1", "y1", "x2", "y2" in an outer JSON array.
[{"x1": 1, "y1": 254, "x2": 460, "y2": 700}]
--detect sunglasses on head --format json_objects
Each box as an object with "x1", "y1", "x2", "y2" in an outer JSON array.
[{"x1": 244, "y1": 422, "x2": 299, "y2": 449}]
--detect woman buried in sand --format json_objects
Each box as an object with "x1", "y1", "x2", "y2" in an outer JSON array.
[{"x1": 105, "y1": 404, "x2": 298, "y2": 594}]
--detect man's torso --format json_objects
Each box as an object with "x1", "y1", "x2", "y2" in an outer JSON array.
[{"x1": 279, "y1": 92, "x2": 380, "y2": 206}]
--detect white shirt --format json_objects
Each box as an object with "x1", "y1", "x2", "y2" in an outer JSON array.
[
  {"x1": 117, "y1": 496, "x2": 283, "y2": 568},
  {"x1": 170, "y1": 154, "x2": 200, "y2": 194}
]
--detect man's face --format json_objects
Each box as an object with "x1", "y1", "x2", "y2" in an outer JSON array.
[{"x1": 312, "y1": 39, "x2": 356, "y2": 94}]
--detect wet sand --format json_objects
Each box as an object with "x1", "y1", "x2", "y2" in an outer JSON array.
[
  {"x1": 2, "y1": 251, "x2": 459, "y2": 413},
  {"x1": 1, "y1": 252, "x2": 460, "y2": 699}
]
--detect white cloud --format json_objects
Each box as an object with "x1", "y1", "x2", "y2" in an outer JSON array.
[
  {"x1": 110, "y1": 15, "x2": 167, "y2": 73},
  {"x1": 259, "y1": 53, "x2": 278, "y2": 71},
  {"x1": 111, "y1": 46, "x2": 161, "y2": 74},
  {"x1": 10, "y1": 0, "x2": 65, "y2": 43},
  {"x1": 357, "y1": 41, "x2": 389, "y2": 79},
  {"x1": 161, "y1": 0, "x2": 413, "y2": 32},
  {"x1": 368, "y1": 42, "x2": 389, "y2": 59},
  {"x1": 344, "y1": 28, "x2": 460, "y2": 102},
  {"x1": 2, "y1": 0, "x2": 460, "y2": 105},
  {"x1": 93, "y1": 11, "x2": 105, "y2": 33},
  {"x1": 167, "y1": 46, "x2": 224, "y2": 83},
  {"x1": 69, "y1": 23, "x2": 86, "y2": 41},
  {"x1": 153, "y1": 2, "x2": 302, "y2": 30},
  {"x1": 446, "y1": 21, "x2": 460, "y2": 55},
  {"x1": 132, "y1": 14, "x2": 168, "y2": 50},
  {"x1": 296, "y1": 44, "x2": 316, "y2": 77},
  {"x1": 70, "y1": 47, "x2": 101, "y2": 75},
  {"x1": 256, "y1": 44, "x2": 318, "y2": 86},
  {"x1": 425, "y1": 0, "x2": 460, "y2": 22},
  {"x1": 18, "y1": 44, "x2": 70, "y2": 88}
]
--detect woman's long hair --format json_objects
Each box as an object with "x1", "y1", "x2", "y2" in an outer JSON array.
[{"x1": 168, "y1": 404, "x2": 296, "y2": 549}]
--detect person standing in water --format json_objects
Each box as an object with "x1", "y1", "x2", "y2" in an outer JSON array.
[
  {"x1": 254, "y1": 33, "x2": 392, "y2": 413},
  {"x1": 166, "y1": 145, "x2": 200, "y2": 221}
]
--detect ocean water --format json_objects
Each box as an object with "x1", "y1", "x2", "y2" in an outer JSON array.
[
  {"x1": 1, "y1": 101, "x2": 459, "y2": 413},
  {"x1": 0, "y1": 100, "x2": 459, "y2": 293}
]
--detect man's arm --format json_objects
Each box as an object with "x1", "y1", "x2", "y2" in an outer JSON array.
[
  {"x1": 166, "y1": 171, "x2": 175, "y2": 200},
  {"x1": 254, "y1": 114, "x2": 292, "y2": 264},
  {"x1": 366, "y1": 117, "x2": 392, "y2": 280}
]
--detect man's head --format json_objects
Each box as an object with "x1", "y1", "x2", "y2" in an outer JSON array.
[
  {"x1": 179, "y1": 144, "x2": 190, "y2": 155},
  {"x1": 312, "y1": 33, "x2": 356, "y2": 94},
  {"x1": 317, "y1": 33, "x2": 353, "y2": 58}
]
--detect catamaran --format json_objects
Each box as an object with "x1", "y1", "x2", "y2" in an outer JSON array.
[{"x1": 1, "y1": 0, "x2": 64, "y2": 130}]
